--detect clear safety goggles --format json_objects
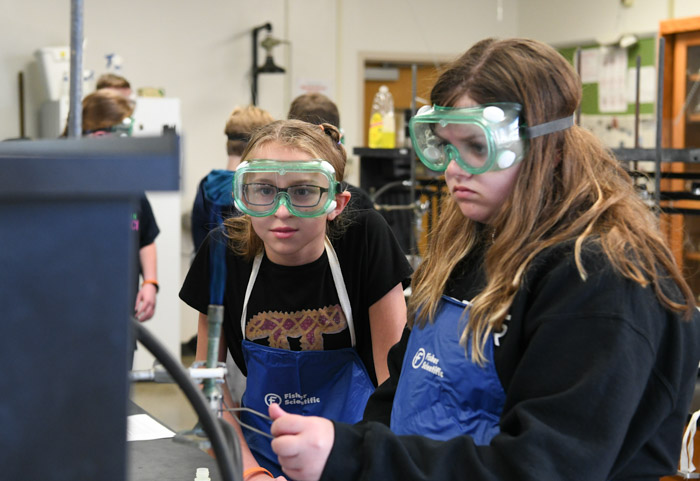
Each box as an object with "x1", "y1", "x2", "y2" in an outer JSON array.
[
  {"x1": 233, "y1": 160, "x2": 339, "y2": 218},
  {"x1": 409, "y1": 103, "x2": 574, "y2": 174}
]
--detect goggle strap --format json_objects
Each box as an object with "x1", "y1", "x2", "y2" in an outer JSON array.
[
  {"x1": 226, "y1": 133, "x2": 250, "y2": 142},
  {"x1": 525, "y1": 115, "x2": 574, "y2": 139}
]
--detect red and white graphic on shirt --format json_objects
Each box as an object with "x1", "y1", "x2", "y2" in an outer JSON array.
[{"x1": 246, "y1": 304, "x2": 347, "y2": 350}]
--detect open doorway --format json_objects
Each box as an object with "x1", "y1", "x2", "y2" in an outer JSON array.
[{"x1": 362, "y1": 61, "x2": 442, "y2": 147}]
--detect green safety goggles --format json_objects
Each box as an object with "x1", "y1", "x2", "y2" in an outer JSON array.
[
  {"x1": 85, "y1": 116, "x2": 134, "y2": 137},
  {"x1": 233, "y1": 160, "x2": 339, "y2": 218},
  {"x1": 409, "y1": 103, "x2": 574, "y2": 174},
  {"x1": 110, "y1": 116, "x2": 135, "y2": 137}
]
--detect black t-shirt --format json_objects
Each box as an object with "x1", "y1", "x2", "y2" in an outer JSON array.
[
  {"x1": 136, "y1": 194, "x2": 159, "y2": 248},
  {"x1": 131, "y1": 194, "x2": 159, "y2": 290},
  {"x1": 345, "y1": 183, "x2": 375, "y2": 211},
  {"x1": 179, "y1": 209, "x2": 413, "y2": 386}
]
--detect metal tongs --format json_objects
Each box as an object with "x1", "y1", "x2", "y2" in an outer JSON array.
[{"x1": 225, "y1": 406, "x2": 274, "y2": 439}]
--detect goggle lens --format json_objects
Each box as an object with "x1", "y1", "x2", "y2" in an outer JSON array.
[
  {"x1": 233, "y1": 160, "x2": 338, "y2": 218},
  {"x1": 409, "y1": 104, "x2": 523, "y2": 174}
]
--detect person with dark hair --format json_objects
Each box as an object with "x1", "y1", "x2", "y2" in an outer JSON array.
[
  {"x1": 266, "y1": 38, "x2": 700, "y2": 481},
  {"x1": 288, "y1": 92, "x2": 340, "y2": 128},
  {"x1": 288, "y1": 93, "x2": 375, "y2": 211},
  {"x1": 180, "y1": 120, "x2": 412, "y2": 480}
]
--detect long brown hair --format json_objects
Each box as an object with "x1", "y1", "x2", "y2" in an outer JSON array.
[
  {"x1": 223, "y1": 119, "x2": 348, "y2": 260},
  {"x1": 409, "y1": 38, "x2": 695, "y2": 364}
]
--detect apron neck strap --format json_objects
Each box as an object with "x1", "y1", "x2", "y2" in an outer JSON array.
[{"x1": 240, "y1": 239, "x2": 356, "y2": 346}]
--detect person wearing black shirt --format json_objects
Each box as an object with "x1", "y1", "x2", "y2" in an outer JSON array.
[{"x1": 180, "y1": 120, "x2": 411, "y2": 480}]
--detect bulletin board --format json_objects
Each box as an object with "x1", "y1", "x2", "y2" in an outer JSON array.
[{"x1": 558, "y1": 37, "x2": 658, "y2": 148}]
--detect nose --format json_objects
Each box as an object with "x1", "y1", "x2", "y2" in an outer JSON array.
[
  {"x1": 274, "y1": 201, "x2": 292, "y2": 219},
  {"x1": 445, "y1": 159, "x2": 472, "y2": 178}
]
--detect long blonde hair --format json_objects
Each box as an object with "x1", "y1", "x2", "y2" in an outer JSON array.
[
  {"x1": 223, "y1": 119, "x2": 347, "y2": 260},
  {"x1": 408, "y1": 38, "x2": 695, "y2": 364}
]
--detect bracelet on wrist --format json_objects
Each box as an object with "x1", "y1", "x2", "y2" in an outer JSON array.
[
  {"x1": 243, "y1": 467, "x2": 274, "y2": 480},
  {"x1": 142, "y1": 279, "x2": 159, "y2": 293}
]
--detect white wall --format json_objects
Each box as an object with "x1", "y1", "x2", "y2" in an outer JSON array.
[
  {"x1": 3, "y1": 0, "x2": 700, "y2": 350},
  {"x1": 518, "y1": 0, "x2": 700, "y2": 46},
  {"x1": 133, "y1": 192, "x2": 182, "y2": 370},
  {"x1": 336, "y1": 0, "x2": 519, "y2": 176}
]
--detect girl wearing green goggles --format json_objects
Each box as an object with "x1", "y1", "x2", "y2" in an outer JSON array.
[{"x1": 180, "y1": 119, "x2": 412, "y2": 479}]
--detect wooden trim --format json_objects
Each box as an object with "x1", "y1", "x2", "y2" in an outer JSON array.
[
  {"x1": 362, "y1": 64, "x2": 441, "y2": 146},
  {"x1": 659, "y1": 16, "x2": 700, "y2": 36},
  {"x1": 685, "y1": 250, "x2": 700, "y2": 262},
  {"x1": 660, "y1": 28, "x2": 700, "y2": 271},
  {"x1": 661, "y1": 32, "x2": 675, "y2": 148},
  {"x1": 671, "y1": 34, "x2": 689, "y2": 149}
]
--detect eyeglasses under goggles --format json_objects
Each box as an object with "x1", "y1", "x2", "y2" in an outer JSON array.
[{"x1": 233, "y1": 160, "x2": 339, "y2": 218}]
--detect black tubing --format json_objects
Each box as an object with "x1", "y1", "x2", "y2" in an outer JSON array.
[
  {"x1": 132, "y1": 318, "x2": 242, "y2": 481},
  {"x1": 218, "y1": 418, "x2": 243, "y2": 471}
]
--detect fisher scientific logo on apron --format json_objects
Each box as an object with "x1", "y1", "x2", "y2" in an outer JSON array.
[
  {"x1": 411, "y1": 347, "x2": 444, "y2": 378},
  {"x1": 264, "y1": 393, "x2": 282, "y2": 406},
  {"x1": 264, "y1": 392, "x2": 320, "y2": 407},
  {"x1": 390, "y1": 295, "x2": 506, "y2": 444}
]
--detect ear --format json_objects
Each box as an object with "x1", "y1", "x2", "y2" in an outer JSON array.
[{"x1": 327, "y1": 191, "x2": 351, "y2": 221}]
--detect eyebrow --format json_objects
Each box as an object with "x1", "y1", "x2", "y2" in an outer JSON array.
[
  {"x1": 247, "y1": 174, "x2": 325, "y2": 185},
  {"x1": 434, "y1": 129, "x2": 484, "y2": 143}
]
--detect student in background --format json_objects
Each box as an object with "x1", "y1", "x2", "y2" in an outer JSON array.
[
  {"x1": 96, "y1": 72, "x2": 133, "y2": 98},
  {"x1": 191, "y1": 105, "x2": 274, "y2": 252},
  {"x1": 267, "y1": 37, "x2": 700, "y2": 481},
  {"x1": 288, "y1": 93, "x2": 374, "y2": 211},
  {"x1": 288, "y1": 93, "x2": 341, "y2": 128},
  {"x1": 180, "y1": 120, "x2": 411, "y2": 479},
  {"x1": 82, "y1": 89, "x2": 159, "y2": 325}
]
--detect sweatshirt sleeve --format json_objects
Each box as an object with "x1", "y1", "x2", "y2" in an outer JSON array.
[
  {"x1": 321, "y1": 248, "x2": 697, "y2": 481},
  {"x1": 191, "y1": 178, "x2": 209, "y2": 252},
  {"x1": 361, "y1": 326, "x2": 410, "y2": 425}
]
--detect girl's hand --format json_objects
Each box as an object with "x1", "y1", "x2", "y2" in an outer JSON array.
[
  {"x1": 134, "y1": 284, "x2": 157, "y2": 322},
  {"x1": 269, "y1": 404, "x2": 334, "y2": 481}
]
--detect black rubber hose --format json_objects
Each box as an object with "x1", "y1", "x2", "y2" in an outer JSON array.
[
  {"x1": 218, "y1": 417, "x2": 243, "y2": 472},
  {"x1": 132, "y1": 318, "x2": 242, "y2": 481}
]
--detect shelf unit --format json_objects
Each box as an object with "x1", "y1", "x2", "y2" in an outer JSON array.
[
  {"x1": 659, "y1": 16, "x2": 700, "y2": 296},
  {"x1": 354, "y1": 147, "x2": 447, "y2": 256}
]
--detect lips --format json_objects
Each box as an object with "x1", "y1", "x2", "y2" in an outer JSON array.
[
  {"x1": 270, "y1": 226, "x2": 297, "y2": 239},
  {"x1": 452, "y1": 185, "x2": 477, "y2": 199}
]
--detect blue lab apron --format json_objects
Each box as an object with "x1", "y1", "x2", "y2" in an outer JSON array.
[
  {"x1": 390, "y1": 295, "x2": 506, "y2": 445},
  {"x1": 239, "y1": 239, "x2": 375, "y2": 477}
]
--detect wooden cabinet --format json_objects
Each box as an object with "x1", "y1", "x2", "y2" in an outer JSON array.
[{"x1": 660, "y1": 17, "x2": 700, "y2": 297}]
